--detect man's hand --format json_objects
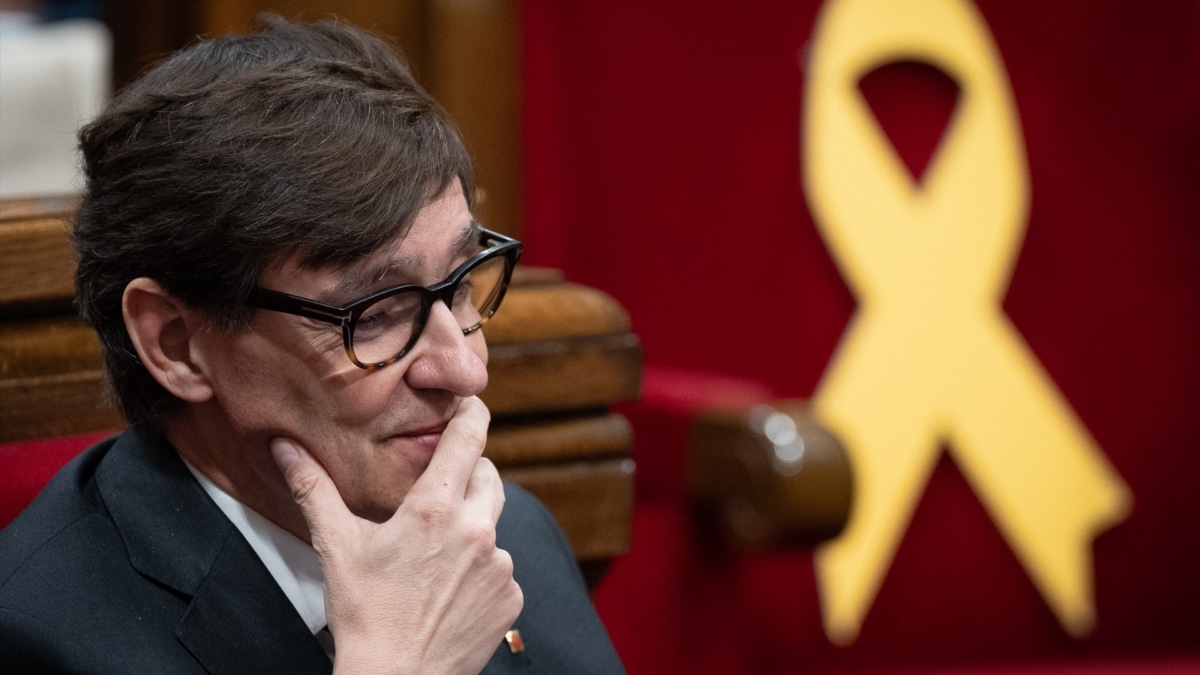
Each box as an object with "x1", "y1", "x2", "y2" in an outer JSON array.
[{"x1": 270, "y1": 396, "x2": 523, "y2": 675}]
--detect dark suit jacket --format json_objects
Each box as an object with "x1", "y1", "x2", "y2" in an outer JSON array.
[{"x1": 0, "y1": 429, "x2": 625, "y2": 673}]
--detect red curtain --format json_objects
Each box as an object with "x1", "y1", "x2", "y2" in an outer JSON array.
[{"x1": 521, "y1": 1, "x2": 1200, "y2": 672}]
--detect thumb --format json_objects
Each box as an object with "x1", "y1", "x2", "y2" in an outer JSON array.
[{"x1": 271, "y1": 437, "x2": 354, "y2": 550}]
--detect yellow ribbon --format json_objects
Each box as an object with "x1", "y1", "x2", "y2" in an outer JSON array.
[{"x1": 802, "y1": 0, "x2": 1132, "y2": 645}]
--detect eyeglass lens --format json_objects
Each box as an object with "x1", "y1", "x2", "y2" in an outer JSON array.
[{"x1": 349, "y1": 254, "x2": 509, "y2": 365}]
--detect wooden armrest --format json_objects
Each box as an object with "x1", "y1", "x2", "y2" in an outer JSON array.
[{"x1": 688, "y1": 400, "x2": 853, "y2": 549}]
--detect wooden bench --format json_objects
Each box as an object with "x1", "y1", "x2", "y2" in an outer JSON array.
[{"x1": 0, "y1": 194, "x2": 642, "y2": 583}]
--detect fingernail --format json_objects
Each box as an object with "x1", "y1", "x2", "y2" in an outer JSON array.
[{"x1": 270, "y1": 438, "x2": 300, "y2": 471}]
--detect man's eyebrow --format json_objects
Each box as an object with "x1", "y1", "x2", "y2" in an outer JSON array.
[
  {"x1": 320, "y1": 221, "x2": 481, "y2": 305},
  {"x1": 454, "y1": 219, "x2": 483, "y2": 252}
]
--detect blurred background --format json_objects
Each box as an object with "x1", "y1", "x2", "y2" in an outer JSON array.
[{"x1": 1, "y1": 1, "x2": 1197, "y2": 673}]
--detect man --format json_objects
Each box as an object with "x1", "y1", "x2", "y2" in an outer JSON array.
[{"x1": 0, "y1": 16, "x2": 624, "y2": 674}]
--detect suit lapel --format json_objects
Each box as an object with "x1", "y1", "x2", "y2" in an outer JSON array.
[
  {"x1": 96, "y1": 429, "x2": 330, "y2": 674},
  {"x1": 175, "y1": 530, "x2": 330, "y2": 674}
]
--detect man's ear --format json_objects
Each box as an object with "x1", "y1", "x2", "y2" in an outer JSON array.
[{"x1": 122, "y1": 278, "x2": 214, "y2": 403}]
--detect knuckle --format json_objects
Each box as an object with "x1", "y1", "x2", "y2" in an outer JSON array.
[
  {"x1": 464, "y1": 520, "x2": 497, "y2": 553},
  {"x1": 475, "y1": 457, "x2": 499, "y2": 483},
  {"x1": 439, "y1": 425, "x2": 486, "y2": 460},
  {"x1": 414, "y1": 497, "x2": 454, "y2": 528},
  {"x1": 489, "y1": 550, "x2": 521, "y2": 617},
  {"x1": 508, "y1": 579, "x2": 524, "y2": 616},
  {"x1": 460, "y1": 424, "x2": 488, "y2": 451},
  {"x1": 288, "y1": 469, "x2": 319, "y2": 504},
  {"x1": 494, "y1": 548, "x2": 515, "y2": 577}
]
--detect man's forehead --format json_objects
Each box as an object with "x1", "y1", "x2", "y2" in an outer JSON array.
[{"x1": 312, "y1": 220, "x2": 480, "y2": 303}]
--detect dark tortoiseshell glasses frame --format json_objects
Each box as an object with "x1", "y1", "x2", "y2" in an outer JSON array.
[{"x1": 246, "y1": 227, "x2": 522, "y2": 370}]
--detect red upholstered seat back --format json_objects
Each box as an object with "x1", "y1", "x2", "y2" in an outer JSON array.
[{"x1": 0, "y1": 431, "x2": 115, "y2": 528}]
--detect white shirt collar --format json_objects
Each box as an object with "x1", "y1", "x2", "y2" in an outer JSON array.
[{"x1": 182, "y1": 460, "x2": 327, "y2": 636}]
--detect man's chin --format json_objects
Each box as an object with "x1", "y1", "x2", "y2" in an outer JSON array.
[
  {"x1": 347, "y1": 462, "x2": 426, "y2": 524},
  {"x1": 348, "y1": 496, "x2": 408, "y2": 524}
]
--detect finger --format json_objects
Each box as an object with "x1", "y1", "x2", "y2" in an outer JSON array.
[
  {"x1": 462, "y1": 456, "x2": 506, "y2": 525},
  {"x1": 271, "y1": 437, "x2": 356, "y2": 549},
  {"x1": 413, "y1": 396, "x2": 491, "y2": 497}
]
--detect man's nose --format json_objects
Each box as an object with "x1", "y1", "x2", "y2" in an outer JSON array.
[{"x1": 402, "y1": 301, "x2": 489, "y2": 396}]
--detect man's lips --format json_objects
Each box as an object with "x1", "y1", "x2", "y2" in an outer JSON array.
[
  {"x1": 386, "y1": 421, "x2": 450, "y2": 458},
  {"x1": 395, "y1": 421, "x2": 449, "y2": 438}
]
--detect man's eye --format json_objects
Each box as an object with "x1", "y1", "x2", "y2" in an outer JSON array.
[
  {"x1": 454, "y1": 275, "x2": 475, "y2": 303},
  {"x1": 355, "y1": 303, "x2": 414, "y2": 342}
]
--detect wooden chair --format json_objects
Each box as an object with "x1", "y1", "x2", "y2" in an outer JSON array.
[{"x1": 0, "y1": 194, "x2": 642, "y2": 584}]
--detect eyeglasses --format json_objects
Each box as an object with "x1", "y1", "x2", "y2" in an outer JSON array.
[{"x1": 246, "y1": 227, "x2": 522, "y2": 370}]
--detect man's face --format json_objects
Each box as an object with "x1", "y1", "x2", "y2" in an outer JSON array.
[{"x1": 192, "y1": 180, "x2": 488, "y2": 522}]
